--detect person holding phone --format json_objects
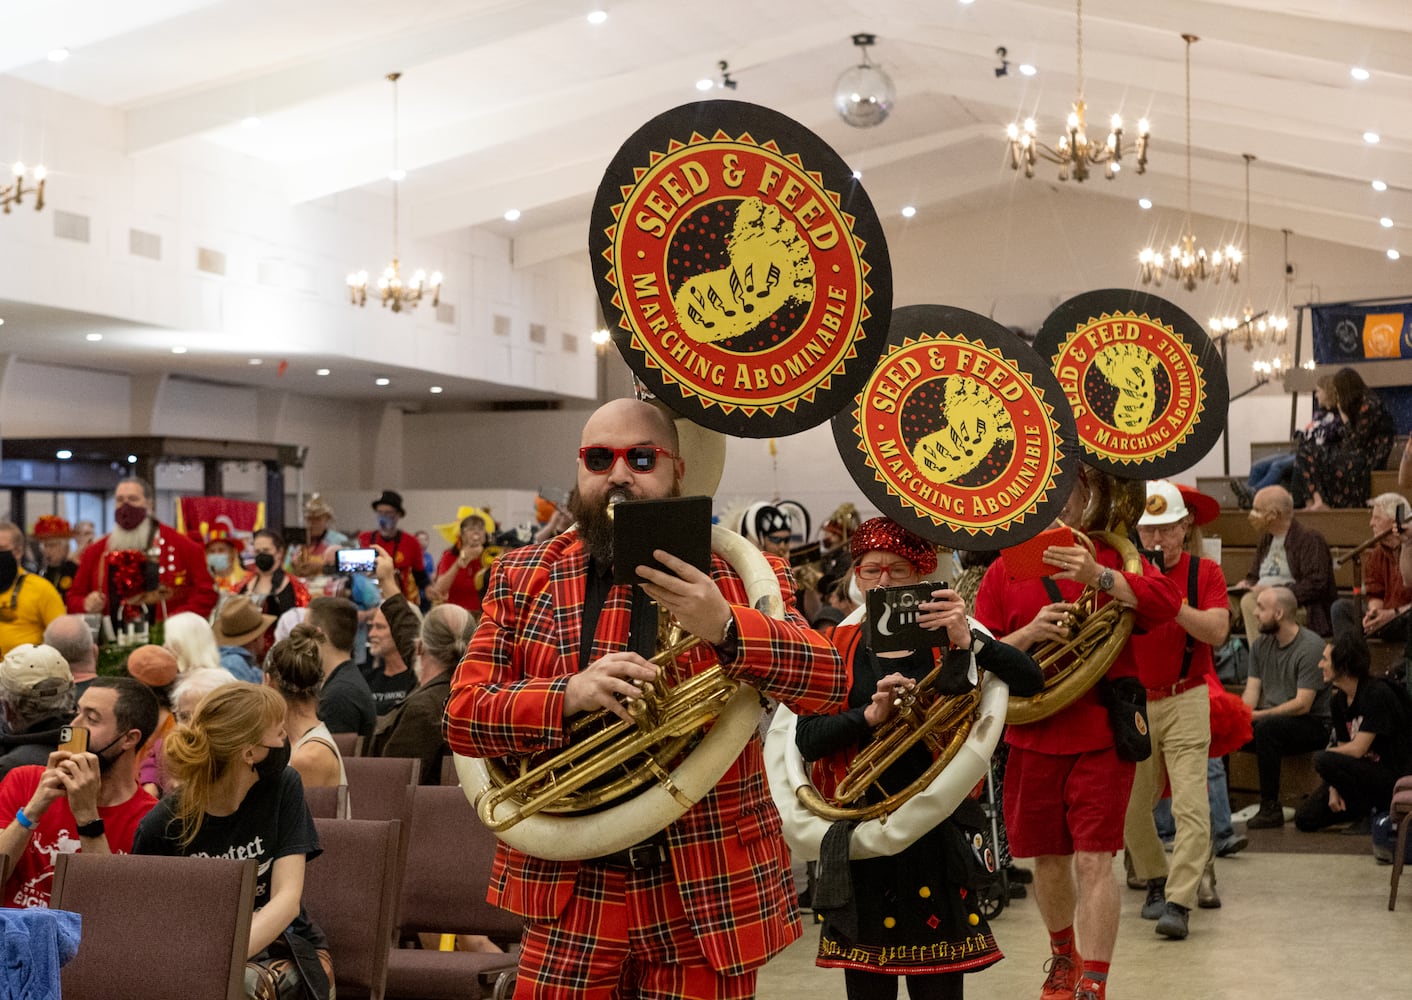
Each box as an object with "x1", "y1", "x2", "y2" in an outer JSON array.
[
  {"x1": 796, "y1": 518, "x2": 1043, "y2": 1000},
  {"x1": 428, "y1": 513, "x2": 492, "y2": 613},
  {"x1": 444, "y1": 397, "x2": 845, "y2": 1000}
]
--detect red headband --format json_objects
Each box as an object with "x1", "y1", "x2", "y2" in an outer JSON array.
[{"x1": 850, "y1": 517, "x2": 938, "y2": 575}]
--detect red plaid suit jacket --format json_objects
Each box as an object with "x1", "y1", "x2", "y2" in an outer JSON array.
[{"x1": 445, "y1": 529, "x2": 845, "y2": 976}]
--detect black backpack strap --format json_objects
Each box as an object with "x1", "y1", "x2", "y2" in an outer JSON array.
[
  {"x1": 1178, "y1": 555, "x2": 1200, "y2": 681},
  {"x1": 1041, "y1": 577, "x2": 1063, "y2": 603}
]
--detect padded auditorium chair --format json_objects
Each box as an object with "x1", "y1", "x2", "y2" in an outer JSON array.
[
  {"x1": 332, "y1": 731, "x2": 364, "y2": 758},
  {"x1": 1388, "y1": 774, "x2": 1412, "y2": 910},
  {"x1": 385, "y1": 785, "x2": 523, "y2": 1000},
  {"x1": 343, "y1": 756, "x2": 421, "y2": 821},
  {"x1": 304, "y1": 818, "x2": 404, "y2": 999},
  {"x1": 305, "y1": 783, "x2": 350, "y2": 819},
  {"x1": 53, "y1": 853, "x2": 256, "y2": 1000}
]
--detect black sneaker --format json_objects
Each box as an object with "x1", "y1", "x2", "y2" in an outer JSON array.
[
  {"x1": 1246, "y1": 802, "x2": 1285, "y2": 829},
  {"x1": 1006, "y1": 864, "x2": 1034, "y2": 884},
  {"x1": 1214, "y1": 833, "x2": 1249, "y2": 857},
  {"x1": 1141, "y1": 878, "x2": 1167, "y2": 920},
  {"x1": 1229, "y1": 479, "x2": 1254, "y2": 510},
  {"x1": 1156, "y1": 901, "x2": 1190, "y2": 939}
]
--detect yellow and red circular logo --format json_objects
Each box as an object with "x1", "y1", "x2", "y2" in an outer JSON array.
[
  {"x1": 591, "y1": 101, "x2": 891, "y2": 437},
  {"x1": 1037, "y1": 290, "x2": 1229, "y2": 478},
  {"x1": 833, "y1": 306, "x2": 1077, "y2": 548}
]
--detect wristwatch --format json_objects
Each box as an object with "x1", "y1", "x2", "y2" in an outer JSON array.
[
  {"x1": 967, "y1": 629, "x2": 989, "y2": 655},
  {"x1": 75, "y1": 818, "x2": 105, "y2": 839},
  {"x1": 713, "y1": 613, "x2": 740, "y2": 664},
  {"x1": 1097, "y1": 568, "x2": 1116, "y2": 592}
]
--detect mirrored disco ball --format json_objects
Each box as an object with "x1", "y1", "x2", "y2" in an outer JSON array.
[{"x1": 834, "y1": 64, "x2": 895, "y2": 128}]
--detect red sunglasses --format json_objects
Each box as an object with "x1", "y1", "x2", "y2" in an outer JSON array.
[{"x1": 578, "y1": 445, "x2": 677, "y2": 474}]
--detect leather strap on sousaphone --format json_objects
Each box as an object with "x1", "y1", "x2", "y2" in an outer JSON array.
[
  {"x1": 1035, "y1": 289, "x2": 1229, "y2": 477},
  {"x1": 832, "y1": 304, "x2": 1079, "y2": 550},
  {"x1": 590, "y1": 100, "x2": 892, "y2": 437}
]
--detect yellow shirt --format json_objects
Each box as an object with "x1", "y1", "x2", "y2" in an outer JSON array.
[{"x1": 0, "y1": 570, "x2": 67, "y2": 657}]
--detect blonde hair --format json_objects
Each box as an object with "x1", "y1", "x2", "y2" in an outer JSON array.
[
  {"x1": 163, "y1": 612, "x2": 222, "y2": 673},
  {"x1": 162, "y1": 684, "x2": 285, "y2": 848}
]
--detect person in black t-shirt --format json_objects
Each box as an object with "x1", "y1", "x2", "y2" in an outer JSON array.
[
  {"x1": 1295, "y1": 632, "x2": 1412, "y2": 832},
  {"x1": 134, "y1": 683, "x2": 330, "y2": 1000},
  {"x1": 306, "y1": 597, "x2": 376, "y2": 740}
]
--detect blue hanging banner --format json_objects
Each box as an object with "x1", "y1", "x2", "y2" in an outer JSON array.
[{"x1": 1309, "y1": 303, "x2": 1412, "y2": 362}]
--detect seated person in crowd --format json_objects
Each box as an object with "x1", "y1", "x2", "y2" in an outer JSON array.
[
  {"x1": 265, "y1": 625, "x2": 346, "y2": 790},
  {"x1": 370, "y1": 602, "x2": 472, "y2": 784},
  {"x1": 307, "y1": 597, "x2": 376, "y2": 740},
  {"x1": 1232, "y1": 486, "x2": 1336, "y2": 644},
  {"x1": 1295, "y1": 633, "x2": 1412, "y2": 832},
  {"x1": 1240, "y1": 587, "x2": 1332, "y2": 829},
  {"x1": 213, "y1": 595, "x2": 276, "y2": 683},
  {"x1": 1295, "y1": 367, "x2": 1396, "y2": 511},
  {"x1": 135, "y1": 684, "x2": 332, "y2": 999},
  {"x1": 127, "y1": 645, "x2": 181, "y2": 799},
  {"x1": 0, "y1": 521, "x2": 67, "y2": 653},
  {"x1": 163, "y1": 611, "x2": 225, "y2": 673},
  {"x1": 0, "y1": 677, "x2": 160, "y2": 907},
  {"x1": 362, "y1": 551, "x2": 419, "y2": 716},
  {"x1": 0, "y1": 645, "x2": 75, "y2": 780},
  {"x1": 1331, "y1": 493, "x2": 1412, "y2": 646},
  {"x1": 43, "y1": 615, "x2": 99, "y2": 698}
]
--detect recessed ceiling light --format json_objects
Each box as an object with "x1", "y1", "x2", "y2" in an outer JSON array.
[
  {"x1": 1380, "y1": 217, "x2": 1394, "y2": 228},
  {"x1": 586, "y1": 10, "x2": 608, "y2": 25},
  {"x1": 388, "y1": 168, "x2": 407, "y2": 181},
  {"x1": 851, "y1": 169, "x2": 863, "y2": 180},
  {"x1": 1138, "y1": 198, "x2": 1153, "y2": 210},
  {"x1": 375, "y1": 377, "x2": 391, "y2": 386},
  {"x1": 1019, "y1": 64, "x2": 1037, "y2": 76},
  {"x1": 85, "y1": 333, "x2": 102, "y2": 341},
  {"x1": 171, "y1": 346, "x2": 188, "y2": 354},
  {"x1": 127, "y1": 454, "x2": 138, "y2": 464},
  {"x1": 1372, "y1": 179, "x2": 1388, "y2": 192},
  {"x1": 959, "y1": 0, "x2": 975, "y2": 5},
  {"x1": 47, "y1": 48, "x2": 69, "y2": 63},
  {"x1": 591, "y1": 328, "x2": 611, "y2": 346},
  {"x1": 1389, "y1": 249, "x2": 1402, "y2": 261},
  {"x1": 429, "y1": 385, "x2": 444, "y2": 394},
  {"x1": 55, "y1": 450, "x2": 72, "y2": 460},
  {"x1": 248, "y1": 358, "x2": 262, "y2": 365},
  {"x1": 1351, "y1": 67, "x2": 1370, "y2": 81},
  {"x1": 695, "y1": 78, "x2": 714, "y2": 92},
  {"x1": 901, "y1": 205, "x2": 917, "y2": 218},
  {"x1": 241, "y1": 116, "x2": 260, "y2": 129},
  {"x1": 1364, "y1": 131, "x2": 1381, "y2": 144},
  {"x1": 504, "y1": 209, "x2": 521, "y2": 222},
  {"x1": 316, "y1": 368, "x2": 331, "y2": 376}
]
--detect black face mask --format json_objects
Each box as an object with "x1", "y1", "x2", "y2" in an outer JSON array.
[
  {"x1": 0, "y1": 552, "x2": 16, "y2": 593},
  {"x1": 254, "y1": 552, "x2": 277, "y2": 573},
  {"x1": 91, "y1": 731, "x2": 127, "y2": 774},
  {"x1": 253, "y1": 740, "x2": 290, "y2": 782}
]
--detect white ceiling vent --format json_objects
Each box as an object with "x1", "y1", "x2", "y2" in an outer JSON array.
[
  {"x1": 492, "y1": 313, "x2": 512, "y2": 337},
  {"x1": 528, "y1": 322, "x2": 547, "y2": 344},
  {"x1": 53, "y1": 210, "x2": 90, "y2": 243},
  {"x1": 129, "y1": 228, "x2": 162, "y2": 261}
]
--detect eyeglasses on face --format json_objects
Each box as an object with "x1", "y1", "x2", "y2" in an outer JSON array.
[
  {"x1": 578, "y1": 445, "x2": 677, "y2": 474},
  {"x1": 764, "y1": 532, "x2": 792, "y2": 546},
  {"x1": 855, "y1": 560, "x2": 916, "y2": 582}
]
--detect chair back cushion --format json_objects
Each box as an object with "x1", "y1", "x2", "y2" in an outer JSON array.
[
  {"x1": 305, "y1": 818, "x2": 402, "y2": 1000},
  {"x1": 344, "y1": 757, "x2": 421, "y2": 822}
]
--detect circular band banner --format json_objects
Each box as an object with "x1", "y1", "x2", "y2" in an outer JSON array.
[
  {"x1": 1035, "y1": 289, "x2": 1229, "y2": 479},
  {"x1": 833, "y1": 305, "x2": 1077, "y2": 549},
  {"x1": 590, "y1": 100, "x2": 892, "y2": 437}
]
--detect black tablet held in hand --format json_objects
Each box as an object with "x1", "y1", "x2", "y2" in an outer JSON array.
[
  {"x1": 865, "y1": 582, "x2": 946, "y2": 652},
  {"x1": 612, "y1": 495, "x2": 713, "y2": 586}
]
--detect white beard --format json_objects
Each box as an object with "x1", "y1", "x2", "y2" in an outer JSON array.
[{"x1": 108, "y1": 520, "x2": 154, "y2": 553}]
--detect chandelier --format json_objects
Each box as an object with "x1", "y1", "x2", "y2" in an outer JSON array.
[
  {"x1": 1208, "y1": 156, "x2": 1290, "y2": 348},
  {"x1": 347, "y1": 72, "x2": 442, "y2": 313},
  {"x1": 1005, "y1": 0, "x2": 1149, "y2": 182},
  {"x1": 1138, "y1": 35, "x2": 1239, "y2": 290},
  {"x1": 2, "y1": 161, "x2": 46, "y2": 214}
]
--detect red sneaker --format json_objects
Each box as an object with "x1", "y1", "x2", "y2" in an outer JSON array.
[
  {"x1": 1074, "y1": 976, "x2": 1107, "y2": 1000},
  {"x1": 1039, "y1": 952, "x2": 1082, "y2": 1000}
]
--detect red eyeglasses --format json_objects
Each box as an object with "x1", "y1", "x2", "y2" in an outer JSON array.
[{"x1": 578, "y1": 445, "x2": 678, "y2": 474}]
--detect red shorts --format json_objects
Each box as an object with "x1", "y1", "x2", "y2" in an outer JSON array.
[
  {"x1": 1003, "y1": 744, "x2": 1134, "y2": 857},
  {"x1": 515, "y1": 861, "x2": 757, "y2": 1000}
]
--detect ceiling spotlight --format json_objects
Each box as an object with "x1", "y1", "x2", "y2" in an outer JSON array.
[
  {"x1": 1364, "y1": 131, "x2": 1381, "y2": 144},
  {"x1": 835, "y1": 34, "x2": 895, "y2": 128},
  {"x1": 1138, "y1": 197, "x2": 1153, "y2": 209},
  {"x1": 851, "y1": 169, "x2": 863, "y2": 180},
  {"x1": 388, "y1": 167, "x2": 407, "y2": 182},
  {"x1": 316, "y1": 368, "x2": 331, "y2": 376},
  {"x1": 85, "y1": 332, "x2": 102, "y2": 342},
  {"x1": 127, "y1": 454, "x2": 138, "y2": 464},
  {"x1": 1373, "y1": 179, "x2": 1388, "y2": 192},
  {"x1": 47, "y1": 48, "x2": 69, "y2": 63},
  {"x1": 55, "y1": 450, "x2": 72, "y2": 460},
  {"x1": 994, "y1": 46, "x2": 1010, "y2": 78},
  {"x1": 1019, "y1": 63, "x2": 1037, "y2": 77},
  {"x1": 591, "y1": 327, "x2": 611, "y2": 346},
  {"x1": 171, "y1": 346, "x2": 188, "y2": 354},
  {"x1": 586, "y1": 10, "x2": 608, "y2": 25},
  {"x1": 248, "y1": 358, "x2": 263, "y2": 365},
  {"x1": 1389, "y1": 249, "x2": 1402, "y2": 261},
  {"x1": 1351, "y1": 67, "x2": 1370, "y2": 81},
  {"x1": 241, "y1": 116, "x2": 260, "y2": 129},
  {"x1": 375, "y1": 377, "x2": 391, "y2": 386},
  {"x1": 695, "y1": 78, "x2": 714, "y2": 92},
  {"x1": 1381, "y1": 217, "x2": 1394, "y2": 228},
  {"x1": 504, "y1": 208, "x2": 521, "y2": 222},
  {"x1": 429, "y1": 385, "x2": 444, "y2": 394},
  {"x1": 901, "y1": 205, "x2": 917, "y2": 218}
]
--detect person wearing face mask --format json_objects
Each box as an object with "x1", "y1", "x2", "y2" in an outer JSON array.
[
  {"x1": 264, "y1": 626, "x2": 346, "y2": 791},
  {"x1": 0, "y1": 522, "x2": 67, "y2": 655},
  {"x1": 204, "y1": 525, "x2": 248, "y2": 597},
  {"x1": 357, "y1": 490, "x2": 428, "y2": 605},
  {"x1": 0, "y1": 676, "x2": 160, "y2": 908},
  {"x1": 134, "y1": 683, "x2": 331, "y2": 999},
  {"x1": 1229, "y1": 485, "x2": 1336, "y2": 648},
  {"x1": 66, "y1": 477, "x2": 218, "y2": 622},
  {"x1": 32, "y1": 516, "x2": 79, "y2": 603},
  {"x1": 234, "y1": 530, "x2": 310, "y2": 624}
]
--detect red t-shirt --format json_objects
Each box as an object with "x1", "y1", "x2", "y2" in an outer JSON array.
[
  {"x1": 359, "y1": 530, "x2": 425, "y2": 603},
  {"x1": 973, "y1": 542, "x2": 1181, "y2": 756},
  {"x1": 1127, "y1": 552, "x2": 1225, "y2": 690},
  {"x1": 435, "y1": 549, "x2": 484, "y2": 613},
  {"x1": 0, "y1": 766, "x2": 157, "y2": 908}
]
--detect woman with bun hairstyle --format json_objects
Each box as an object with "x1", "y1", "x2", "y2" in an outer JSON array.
[
  {"x1": 133, "y1": 683, "x2": 331, "y2": 1000},
  {"x1": 263, "y1": 624, "x2": 345, "y2": 790}
]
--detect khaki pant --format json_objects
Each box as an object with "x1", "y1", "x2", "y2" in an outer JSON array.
[{"x1": 1122, "y1": 683, "x2": 1212, "y2": 910}]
